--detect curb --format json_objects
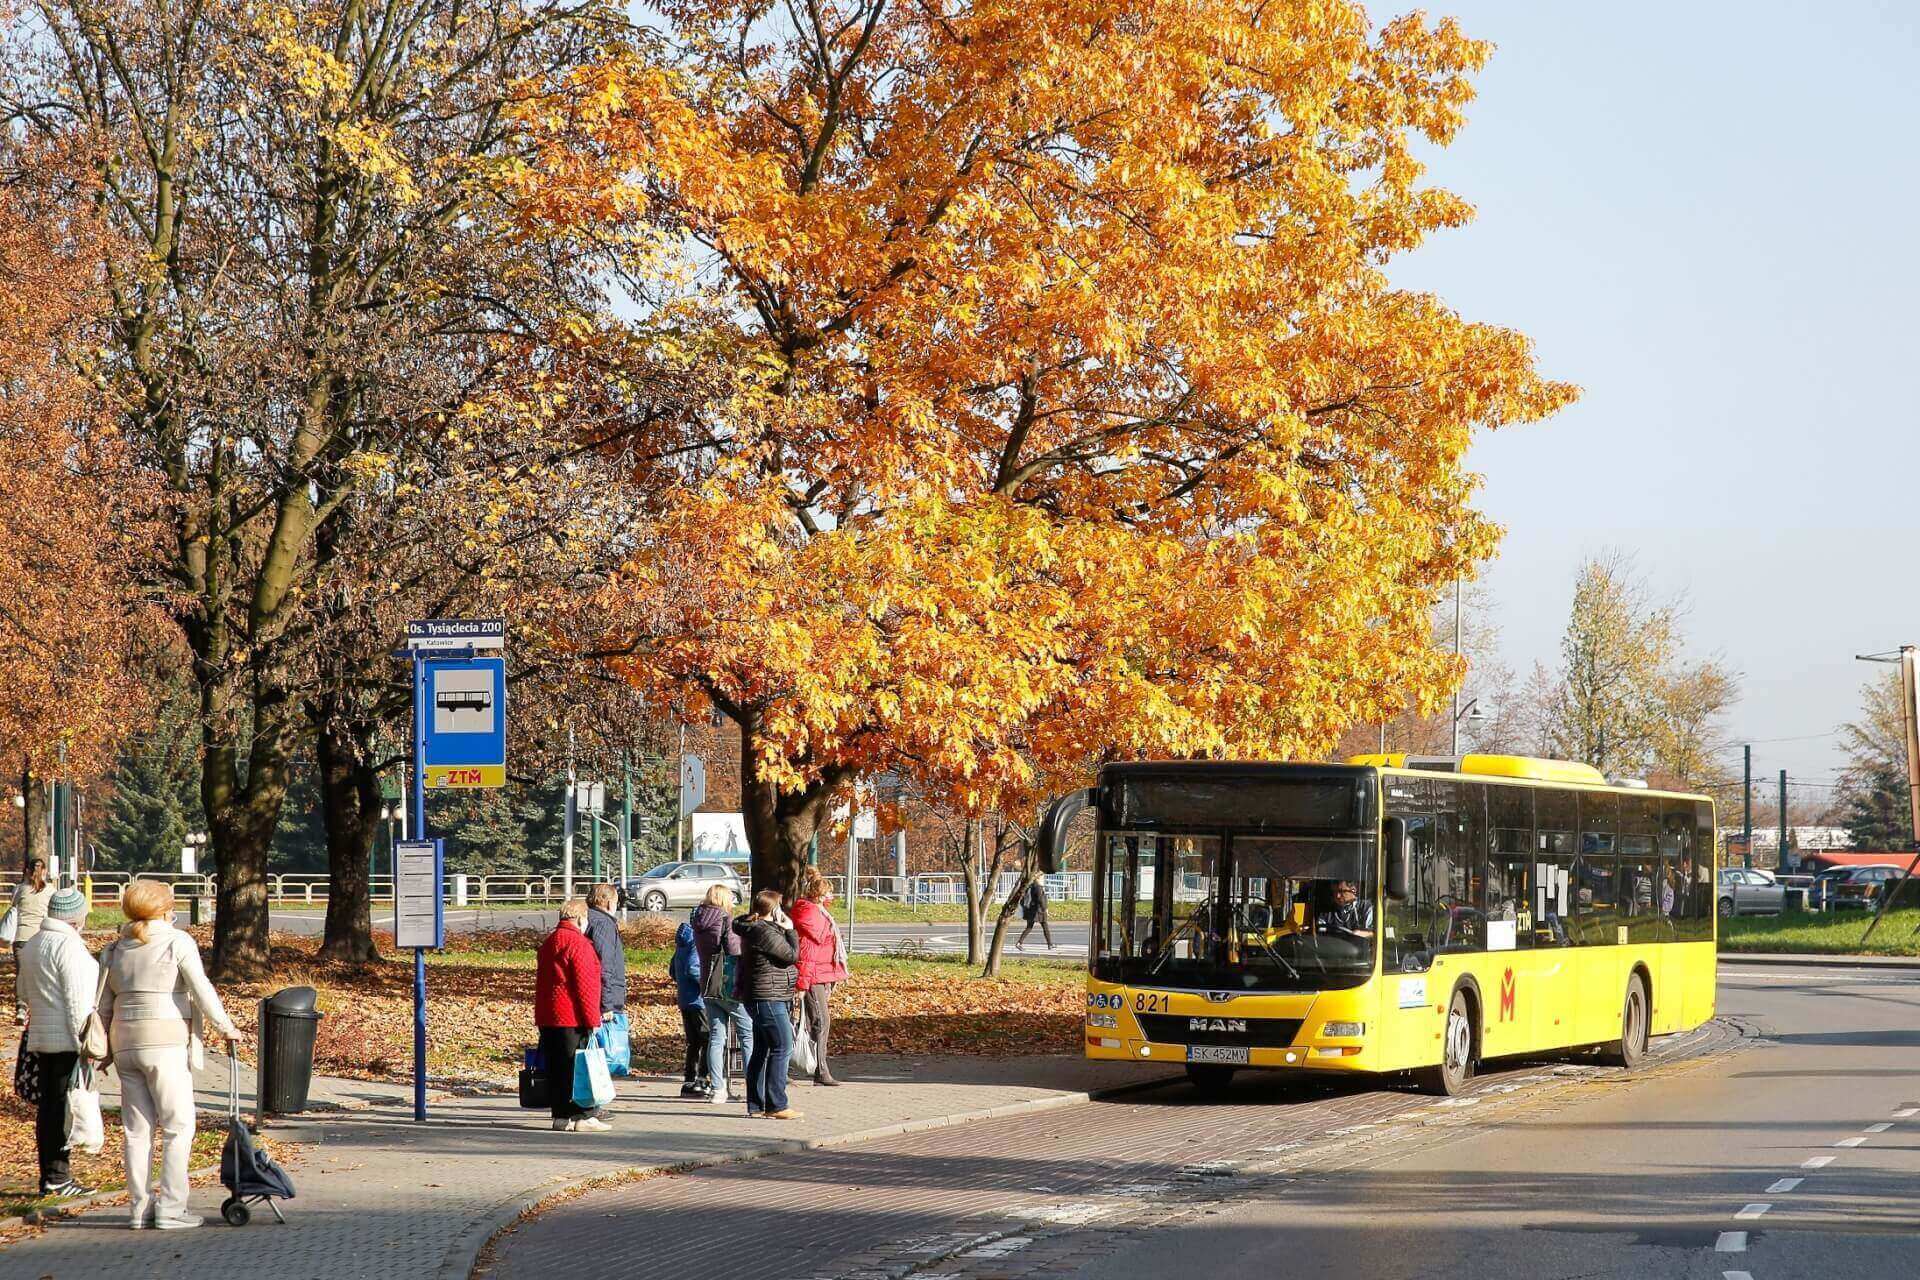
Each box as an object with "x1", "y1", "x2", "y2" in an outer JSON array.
[
  {"x1": 441, "y1": 1071, "x2": 1183, "y2": 1280},
  {"x1": 1718, "y1": 951, "x2": 1920, "y2": 970}
]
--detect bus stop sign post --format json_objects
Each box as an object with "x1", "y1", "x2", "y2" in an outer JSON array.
[{"x1": 397, "y1": 619, "x2": 507, "y2": 1121}]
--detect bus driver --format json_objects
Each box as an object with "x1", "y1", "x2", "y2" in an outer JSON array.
[{"x1": 1317, "y1": 880, "x2": 1375, "y2": 938}]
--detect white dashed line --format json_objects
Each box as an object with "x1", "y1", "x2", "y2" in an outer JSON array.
[
  {"x1": 1735, "y1": 1203, "x2": 1771, "y2": 1220},
  {"x1": 1715, "y1": 1231, "x2": 1749, "y2": 1253},
  {"x1": 1723, "y1": 1271, "x2": 1755, "y2": 1280},
  {"x1": 1765, "y1": 1177, "x2": 1803, "y2": 1194},
  {"x1": 1895, "y1": 1108, "x2": 1918, "y2": 1118},
  {"x1": 1865, "y1": 1122, "x2": 1892, "y2": 1133},
  {"x1": 1836, "y1": 1137, "x2": 1867, "y2": 1148},
  {"x1": 1804, "y1": 1156, "x2": 1835, "y2": 1169}
]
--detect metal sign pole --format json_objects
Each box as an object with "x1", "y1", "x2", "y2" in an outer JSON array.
[{"x1": 411, "y1": 647, "x2": 429, "y2": 1123}]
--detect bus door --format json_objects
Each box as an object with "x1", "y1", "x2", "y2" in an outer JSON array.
[
  {"x1": 1527, "y1": 788, "x2": 1583, "y2": 1048},
  {"x1": 1484, "y1": 784, "x2": 1548, "y2": 1052}
]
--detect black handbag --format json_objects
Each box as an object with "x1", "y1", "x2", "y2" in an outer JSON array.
[
  {"x1": 518, "y1": 1067, "x2": 546, "y2": 1108},
  {"x1": 12, "y1": 1030, "x2": 40, "y2": 1104}
]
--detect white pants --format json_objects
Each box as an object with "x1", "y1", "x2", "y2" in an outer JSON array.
[{"x1": 118, "y1": 1045, "x2": 196, "y2": 1221}]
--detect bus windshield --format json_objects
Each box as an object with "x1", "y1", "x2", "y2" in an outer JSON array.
[{"x1": 1096, "y1": 830, "x2": 1377, "y2": 992}]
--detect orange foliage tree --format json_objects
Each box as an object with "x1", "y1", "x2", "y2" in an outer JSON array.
[
  {"x1": 517, "y1": 0, "x2": 1578, "y2": 892},
  {"x1": 0, "y1": 157, "x2": 157, "y2": 858}
]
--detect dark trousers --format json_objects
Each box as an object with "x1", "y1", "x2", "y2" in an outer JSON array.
[
  {"x1": 745, "y1": 999, "x2": 793, "y2": 1115},
  {"x1": 679, "y1": 1006, "x2": 709, "y2": 1085},
  {"x1": 1019, "y1": 912, "x2": 1054, "y2": 947},
  {"x1": 35, "y1": 1050, "x2": 77, "y2": 1188},
  {"x1": 802, "y1": 982, "x2": 833, "y2": 1077},
  {"x1": 538, "y1": 1026, "x2": 589, "y2": 1120}
]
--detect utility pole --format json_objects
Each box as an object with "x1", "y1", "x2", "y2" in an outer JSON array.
[
  {"x1": 563, "y1": 724, "x2": 576, "y2": 901},
  {"x1": 672, "y1": 724, "x2": 685, "y2": 863},
  {"x1": 1777, "y1": 769, "x2": 1788, "y2": 871},
  {"x1": 1451, "y1": 574, "x2": 1463, "y2": 756},
  {"x1": 621, "y1": 750, "x2": 634, "y2": 909},
  {"x1": 1742, "y1": 745, "x2": 1753, "y2": 871}
]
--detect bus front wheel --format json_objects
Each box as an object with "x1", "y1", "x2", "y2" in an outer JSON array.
[
  {"x1": 1417, "y1": 989, "x2": 1476, "y2": 1097},
  {"x1": 1607, "y1": 973, "x2": 1650, "y2": 1069},
  {"x1": 1185, "y1": 1063, "x2": 1236, "y2": 1096}
]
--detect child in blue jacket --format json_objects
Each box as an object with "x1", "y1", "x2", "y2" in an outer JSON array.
[{"x1": 669, "y1": 920, "x2": 709, "y2": 1097}]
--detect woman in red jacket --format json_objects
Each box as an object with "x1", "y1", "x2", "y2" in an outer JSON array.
[
  {"x1": 535, "y1": 899, "x2": 606, "y2": 1131},
  {"x1": 790, "y1": 867, "x2": 850, "y2": 1087}
]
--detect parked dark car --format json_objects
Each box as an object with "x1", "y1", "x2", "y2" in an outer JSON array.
[
  {"x1": 1828, "y1": 864, "x2": 1917, "y2": 910},
  {"x1": 1716, "y1": 867, "x2": 1786, "y2": 917}
]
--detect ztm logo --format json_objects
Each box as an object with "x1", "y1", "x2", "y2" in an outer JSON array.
[{"x1": 1499, "y1": 968, "x2": 1516, "y2": 1022}]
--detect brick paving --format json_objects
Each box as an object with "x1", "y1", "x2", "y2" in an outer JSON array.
[
  {"x1": 483, "y1": 1019, "x2": 1752, "y2": 1280},
  {"x1": 0, "y1": 1053, "x2": 1156, "y2": 1280}
]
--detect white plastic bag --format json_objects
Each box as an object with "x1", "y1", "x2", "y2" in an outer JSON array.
[
  {"x1": 790, "y1": 998, "x2": 817, "y2": 1077},
  {"x1": 66, "y1": 1060, "x2": 104, "y2": 1154},
  {"x1": 571, "y1": 1045, "x2": 615, "y2": 1110}
]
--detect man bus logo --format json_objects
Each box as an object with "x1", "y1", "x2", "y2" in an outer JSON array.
[
  {"x1": 1190, "y1": 1017, "x2": 1247, "y2": 1033},
  {"x1": 1499, "y1": 967, "x2": 1517, "y2": 1021}
]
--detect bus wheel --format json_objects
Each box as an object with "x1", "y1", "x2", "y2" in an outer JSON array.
[
  {"x1": 1608, "y1": 973, "x2": 1650, "y2": 1069},
  {"x1": 1417, "y1": 989, "x2": 1476, "y2": 1096},
  {"x1": 1185, "y1": 1063, "x2": 1237, "y2": 1096}
]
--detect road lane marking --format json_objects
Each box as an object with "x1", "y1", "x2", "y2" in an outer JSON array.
[
  {"x1": 1894, "y1": 1108, "x2": 1918, "y2": 1118},
  {"x1": 1735, "y1": 1203, "x2": 1770, "y2": 1220},
  {"x1": 1835, "y1": 1137, "x2": 1867, "y2": 1148},
  {"x1": 1865, "y1": 1122, "x2": 1893, "y2": 1133},
  {"x1": 1765, "y1": 1177, "x2": 1803, "y2": 1194},
  {"x1": 1715, "y1": 1231, "x2": 1748, "y2": 1252},
  {"x1": 1724, "y1": 1271, "x2": 1755, "y2": 1280},
  {"x1": 1804, "y1": 1156, "x2": 1835, "y2": 1168}
]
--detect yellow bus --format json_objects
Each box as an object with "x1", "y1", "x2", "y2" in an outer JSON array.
[{"x1": 1036, "y1": 755, "x2": 1717, "y2": 1095}]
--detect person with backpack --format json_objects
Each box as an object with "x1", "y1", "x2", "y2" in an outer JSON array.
[
  {"x1": 668, "y1": 919, "x2": 708, "y2": 1097},
  {"x1": 1017, "y1": 877, "x2": 1054, "y2": 951},
  {"x1": 690, "y1": 884, "x2": 750, "y2": 1104},
  {"x1": 733, "y1": 889, "x2": 802, "y2": 1120}
]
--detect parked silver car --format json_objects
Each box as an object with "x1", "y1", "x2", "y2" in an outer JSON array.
[
  {"x1": 621, "y1": 861, "x2": 747, "y2": 912},
  {"x1": 1716, "y1": 867, "x2": 1786, "y2": 917}
]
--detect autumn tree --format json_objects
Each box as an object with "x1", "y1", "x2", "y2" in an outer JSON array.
[
  {"x1": 0, "y1": 150, "x2": 157, "y2": 864},
  {"x1": 525, "y1": 0, "x2": 1577, "y2": 893},
  {"x1": 1837, "y1": 673, "x2": 1911, "y2": 850},
  {"x1": 1516, "y1": 551, "x2": 1737, "y2": 784},
  {"x1": 3, "y1": 0, "x2": 631, "y2": 972}
]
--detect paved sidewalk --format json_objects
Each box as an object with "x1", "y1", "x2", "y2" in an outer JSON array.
[{"x1": 1, "y1": 1054, "x2": 1163, "y2": 1280}]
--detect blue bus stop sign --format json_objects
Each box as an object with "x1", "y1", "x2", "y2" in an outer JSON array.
[{"x1": 421, "y1": 656, "x2": 506, "y2": 788}]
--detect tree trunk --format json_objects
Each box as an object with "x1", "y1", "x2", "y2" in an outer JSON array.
[
  {"x1": 20, "y1": 760, "x2": 50, "y2": 866},
  {"x1": 203, "y1": 684, "x2": 294, "y2": 980},
  {"x1": 736, "y1": 715, "x2": 841, "y2": 900},
  {"x1": 958, "y1": 819, "x2": 984, "y2": 966},
  {"x1": 315, "y1": 711, "x2": 381, "y2": 966},
  {"x1": 983, "y1": 867, "x2": 1036, "y2": 978}
]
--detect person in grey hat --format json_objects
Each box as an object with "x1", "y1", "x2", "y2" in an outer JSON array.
[{"x1": 19, "y1": 885, "x2": 98, "y2": 1198}]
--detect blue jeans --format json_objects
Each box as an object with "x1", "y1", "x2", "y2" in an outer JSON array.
[
  {"x1": 705, "y1": 1001, "x2": 752, "y2": 1095},
  {"x1": 745, "y1": 999, "x2": 793, "y2": 1115}
]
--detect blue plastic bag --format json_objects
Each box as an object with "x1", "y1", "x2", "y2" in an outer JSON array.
[
  {"x1": 595, "y1": 1012, "x2": 633, "y2": 1077},
  {"x1": 572, "y1": 1044, "x2": 614, "y2": 1109}
]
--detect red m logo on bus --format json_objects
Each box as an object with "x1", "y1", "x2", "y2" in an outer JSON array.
[{"x1": 1499, "y1": 968, "x2": 1516, "y2": 1022}]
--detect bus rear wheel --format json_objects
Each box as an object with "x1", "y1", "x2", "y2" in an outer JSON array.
[
  {"x1": 1417, "y1": 989, "x2": 1476, "y2": 1097},
  {"x1": 1185, "y1": 1063, "x2": 1237, "y2": 1096},
  {"x1": 1608, "y1": 973, "x2": 1650, "y2": 1069}
]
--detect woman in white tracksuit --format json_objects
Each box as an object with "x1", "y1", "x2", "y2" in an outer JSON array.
[{"x1": 97, "y1": 880, "x2": 241, "y2": 1230}]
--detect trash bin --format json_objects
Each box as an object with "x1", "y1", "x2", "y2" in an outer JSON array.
[{"x1": 259, "y1": 986, "x2": 323, "y2": 1114}]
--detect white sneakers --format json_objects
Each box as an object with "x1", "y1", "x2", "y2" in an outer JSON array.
[{"x1": 553, "y1": 1116, "x2": 612, "y2": 1132}]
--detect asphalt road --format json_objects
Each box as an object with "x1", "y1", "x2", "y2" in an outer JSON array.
[{"x1": 485, "y1": 960, "x2": 1920, "y2": 1280}]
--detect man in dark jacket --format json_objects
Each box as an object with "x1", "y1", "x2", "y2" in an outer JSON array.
[
  {"x1": 1017, "y1": 877, "x2": 1053, "y2": 952},
  {"x1": 585, "y1": 883, "x2": 628, "y2": 1015}
]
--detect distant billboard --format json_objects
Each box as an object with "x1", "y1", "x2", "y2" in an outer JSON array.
[{"x1": 690, "y1": 811, "x2": 749, "y2": 860}]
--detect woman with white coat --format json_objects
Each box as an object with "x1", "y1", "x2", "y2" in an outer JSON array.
[{"x1": 97, "y1": 879, "x2": 241, "y2": 1230}]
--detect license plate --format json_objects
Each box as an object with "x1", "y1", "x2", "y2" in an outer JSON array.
[{"x1": 1186, "y1": 1045, "x2": 1249, "y2": 1065}]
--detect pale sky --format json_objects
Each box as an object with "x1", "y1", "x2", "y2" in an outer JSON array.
[{"x1": 1392, "y1": 0, "x2": 1920, "y2": 796}]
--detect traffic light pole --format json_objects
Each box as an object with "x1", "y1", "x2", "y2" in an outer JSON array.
[{"x1": 1742, "y1": 745, "x2": 1753, "y2": 871}]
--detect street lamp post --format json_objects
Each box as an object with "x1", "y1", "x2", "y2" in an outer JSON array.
[{"x1": 1452, "y1": 698, "x2": 1486, "y2": 757}]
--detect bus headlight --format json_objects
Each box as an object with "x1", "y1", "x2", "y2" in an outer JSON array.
[
  {"x1": 1320, "y1": 1021, "x2": 1365, "y2": 1037},
  {"x1": 1087, "y1": 1013, "x2": 1119, "y2": 1029}
]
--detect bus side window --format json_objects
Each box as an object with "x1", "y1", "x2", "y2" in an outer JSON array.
[
  {"x1": 1617, "y1": 795, "x2": 1663, "y2": 938},
  {"x1": 1578, "y1": 792, "x2": 1618, "y2": 946},
  {"x1": 1431, "y1": 779, "x2": 1485, "y2": 955},
  {"x1": 1534, "y1": 789, "x2": 1578, "y2": 946},
  {"x1": 1486, "y1": 785, "x2": 1533, "y2": 950},
  {"x1": 1383, "y1": 781, "x2": 1435, "y2": 972}
]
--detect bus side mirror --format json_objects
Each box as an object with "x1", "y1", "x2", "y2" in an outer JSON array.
[
  {"x1": 1036, "y1": 788, "x2": 1096, "y2": 873},
  {"x1": 1385, "y1": 817, "x2": 1411, "y2": 901}
]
